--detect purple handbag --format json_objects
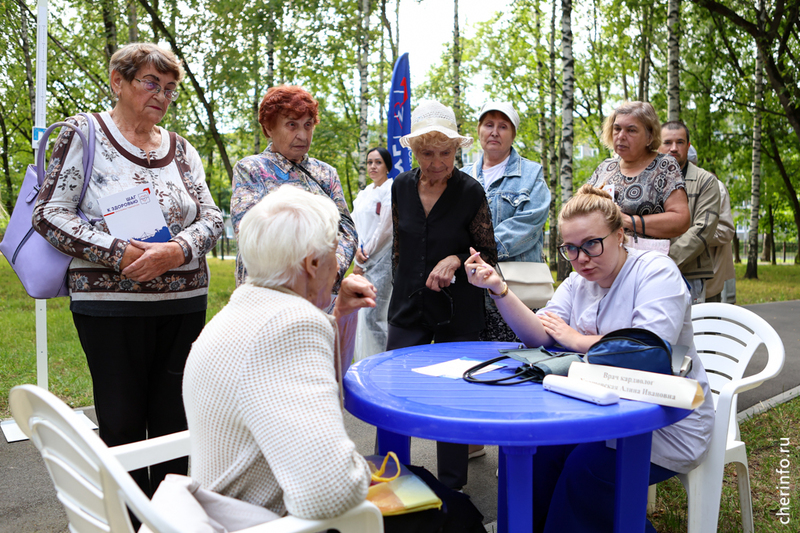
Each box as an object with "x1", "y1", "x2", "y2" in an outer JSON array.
[{"x1": 0, "y1": 113, "x2": 95, "y2": 299}]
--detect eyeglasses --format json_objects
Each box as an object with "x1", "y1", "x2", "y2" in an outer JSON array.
[
  {"x1": 133, "y1": 78, "x2": 179, "y2": 101},
  {"x1": 558, "y1": 231, "x2": 614, "y2": 261},
  {"x1": 408, "y1": 286, "x2": 454, "y2": 327}
]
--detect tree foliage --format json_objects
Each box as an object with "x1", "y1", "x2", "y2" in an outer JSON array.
[{"x1": 1, "y1": 0, "x2": 798, "y2": 265}]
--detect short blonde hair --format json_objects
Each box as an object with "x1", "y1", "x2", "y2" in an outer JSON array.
[
  {"x1": 238, "y1": 186, "x2": 339, "y2": 288},
  {"x1": 601, "y1": 101, "x2": 661, "y2": 153},
  {"x1": 558, "y1": 183, "x2": 624, "y2": 238},
  {"x1": 109, "y1": 43, "x2": 184, "y2": 87},
  {"x1": 407, "y1": 131, "x2": 462, "y2": 154}
]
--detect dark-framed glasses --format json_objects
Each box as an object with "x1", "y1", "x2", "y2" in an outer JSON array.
[
  {"x1": 133, "y1": 78, "x2": 179, "y2": 101},
  {"x1": 558, "y1": 231, "x2": 614, "y2": 261},
  {"x1": 408, "y1": 285, "x2": 454, "y2": 327}
]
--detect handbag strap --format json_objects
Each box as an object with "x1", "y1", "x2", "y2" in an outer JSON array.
[{"x1": 36, "y1": 113, "x2": 96, "y2": 222}]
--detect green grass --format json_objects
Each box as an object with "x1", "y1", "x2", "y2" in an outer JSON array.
[
  {"x1": 734, "y1": 262, "x2": 800, "y2": 304},
  {"x1": 0, "y1": 257, "x2": 236, "y2": 415},
  {"x1": 651, "y1": 396, "x2": 800, "y2": 532}
]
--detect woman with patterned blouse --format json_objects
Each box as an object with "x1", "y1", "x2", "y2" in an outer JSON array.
[
  {"x1": 230, "y1": 85, "x2": 357, "y2": 292},
  {"x1": 388, "y1": 100, "x2": 497, "y2": 491},
  {"x1": 587, "y1": 101, "x2": 689, "y2": 243},
  {"x1": 32, "y1": 43, "x2": 223, "y2": 497}
]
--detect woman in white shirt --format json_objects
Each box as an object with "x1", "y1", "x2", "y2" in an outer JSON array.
[
  {"x1": 352, "y1": 147, "x2": 394, "y2": 360},
  {"x1": 465, "y1": 183, "x2": 714, "y2": 533}
]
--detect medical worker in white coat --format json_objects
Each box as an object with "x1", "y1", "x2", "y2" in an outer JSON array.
[{"x1": 465, "y1": 183, "x2": 714, "y2": 533}]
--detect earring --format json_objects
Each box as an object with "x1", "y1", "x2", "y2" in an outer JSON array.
[{"x1": 619, "y1": 242, "x2": 623, "y2": 248}]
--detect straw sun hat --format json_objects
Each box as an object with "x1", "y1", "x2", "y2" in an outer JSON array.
[{"x1": 400, "y1": 100, "x2": 473, "y2": 149}]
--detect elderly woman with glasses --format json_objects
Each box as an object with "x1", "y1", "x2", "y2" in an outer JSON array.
[
  {"x1": 230, "y1": 85, "x2": 357, "y2": 293},
  {"x1": 388, "y1": 100, "x2": 497, "y2": 491},
  {"x1": 466, "y1": 184, "x2": 713, "y2": 533},
  {"x1": 32, "y1": 42, "x2": 223, "y2": 497}
]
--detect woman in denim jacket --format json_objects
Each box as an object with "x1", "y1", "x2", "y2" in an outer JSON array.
[{"x1": 462, "y1": 101, "x2": 551, "y2": 343}]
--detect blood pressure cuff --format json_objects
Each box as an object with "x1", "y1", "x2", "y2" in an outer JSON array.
[{"x1": 585, "y1": 328, "x2": 673, "y2": 375}]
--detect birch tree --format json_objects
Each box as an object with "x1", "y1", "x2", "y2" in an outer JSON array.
[
  {"x1": 746, "y1": 0, "x2": 765, "y2": 280},
  {"x1": 548, "y1": 0, "x2": 559, "y2": 272},
  {"x1": 637, "y1": 5, "x2": 653, "y2": 102},
  {"x1": 558, "y1": 0, "x2": 574, "y2": 281},
  {"x1": 667, "y1": 0, "x2": 681, "y2": 120},
  {"x1": 356, "y1": 0, "x2": 371, "y2": 190}
]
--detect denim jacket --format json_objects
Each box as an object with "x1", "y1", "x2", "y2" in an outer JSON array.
[{"x1": 462, "y1": 147, "x2": 550, "y2": 262}]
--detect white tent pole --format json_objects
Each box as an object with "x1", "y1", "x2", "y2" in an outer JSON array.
[{"x1": 34, "y1": 0, "x2": 49, "y2": 390}]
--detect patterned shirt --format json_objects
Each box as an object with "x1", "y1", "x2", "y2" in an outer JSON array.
[
  {"x1": 32, "y1": 112, "x2": 223, "y2": 316},
  {"x1": 587, "y1": 153, "x2": 684, "y2": 217},
  {"x1": 230, "y1": 145, "x2": 357, "y2": 290}
]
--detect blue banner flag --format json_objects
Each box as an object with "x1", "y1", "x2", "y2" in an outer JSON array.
[{"x1": 387, "y1": 53, "x2": 412, "y2": 179}]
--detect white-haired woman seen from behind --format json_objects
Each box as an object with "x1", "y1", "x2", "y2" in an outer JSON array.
[{"x1": 183, "y1": 185, "x2": 376, "y2": 519}]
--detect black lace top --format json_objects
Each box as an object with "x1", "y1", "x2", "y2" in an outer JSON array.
[{"x1": 389, "y1": 168, "x2": 497, "y2": 335}]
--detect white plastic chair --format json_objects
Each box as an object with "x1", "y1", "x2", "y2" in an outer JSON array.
[
  {"x1": 650, "y1": 303, "x2": 784, "y2": 532},
  {"x1": 10, "y1": 384, "x2": 384, "y2": 533}
]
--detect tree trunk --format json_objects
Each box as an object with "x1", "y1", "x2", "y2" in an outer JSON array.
[
  {"x1": 535, "y1": 6, "x2": 550, "y2": 264},
  {"x1": 745, "y1": 0, "x2": 765, "y2": 280},
  {"x1": 667, "y1": 0, "x2": 681, "y2": 120},
  {"x1": 764, "y1": 135, "x2": 800, "y2": 260},
  {"x1": 548, "y1": 0, "x2": 559, "y2": 273},
  {"x1": 266, "y1": 14, "x2": 275, "y2": 87},
  {"x1": 253, "y1": 32, "x2": 261, "y2": 155},
  {"x1": 378, "y1": 10, "x2": 386, "y2": 146},
  {"x1": 453, "y1": 0, "x2": 464, "y2": 168},
  {"x1": 380, "y1": 0, "x2": 399, "y2": 66},
  {"x1": 0, "y1": 105, "x2": 13, "y2": 215},
  {"x1": 590, "y1": 0, "x2": 604, "y2": 131},
  {"x1": 769, "y1": 207, "x2": 776, "y2": 265},
  {"x1": 19, "y1": 4, "x2": 36, "y2": 118},
  {"x1": 733, "y1": 233, "x2": 741, "y2": 263},
  {"x1": 760, "y1": 205, "x2": 771, "y2": 262},
  {"x1": 150, "y1": 0, "x2": 159, "y2": 41},
  {"x1": 137, "y1": 0, "x2": 233, "y2": 180},
  {"x1": 637, "y1": 7, "x2": 652, "y2": 102},
  {"x1": 357, "y1": 0, "x2": 370, "y2": 190},
  {"x1": 100, "y1": 0, "x2": 119, "y2": 63},
  {"x1": 558, "y1": 0, "x2": 574, "y2": 282},
  {"x1": 127, "y1": 0, "x2": 139, "y2": 42}
]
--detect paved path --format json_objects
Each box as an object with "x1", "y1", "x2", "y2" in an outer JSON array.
[{"x1": 2, "y1": 301, "x2": 798, "y2": 532}]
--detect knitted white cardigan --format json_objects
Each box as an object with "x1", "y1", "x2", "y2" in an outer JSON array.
[{"x1": 183, "y1": 284, "x2": 370, "y2": 519}]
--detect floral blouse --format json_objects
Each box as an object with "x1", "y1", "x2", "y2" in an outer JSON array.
[
  {"x1": 32, "y1": 112, "x2": 223, "y2": 316},
  {"x1": 230, "y1": 145, "x2": 357, "y2": 290},
  {"x1": 587, "y1": 153, "x2": 684, "y2": 217}
]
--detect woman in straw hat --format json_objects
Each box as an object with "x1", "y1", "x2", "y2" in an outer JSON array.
[{"x1": 387, "y1": 100, "x2": 497, "y2": 491}]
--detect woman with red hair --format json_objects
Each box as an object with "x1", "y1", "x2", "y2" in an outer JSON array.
[{"x1": 231, "y1": 85, "x2": 357, "y2": 294}]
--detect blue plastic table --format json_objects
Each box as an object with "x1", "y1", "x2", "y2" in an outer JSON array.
[{"x1": 344, "y1": 341, "x2": 691, "y2": 533}]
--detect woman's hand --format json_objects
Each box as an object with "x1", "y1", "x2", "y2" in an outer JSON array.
[
  {"x1": 426, "y1": 255, "x2": 461, "y2": 292},
  {"x1": 465, "y1": 247, "x2": 504, "y2": 294},
  {"x1": 121, "y1": 240, "x2": 185, "y2": 281},
  {"x1": 333, "y1": 274, "x2": 376, "y2": 320},
  {"x1": 538, "y1": 311, "x2": 581, "y2": 348}
]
